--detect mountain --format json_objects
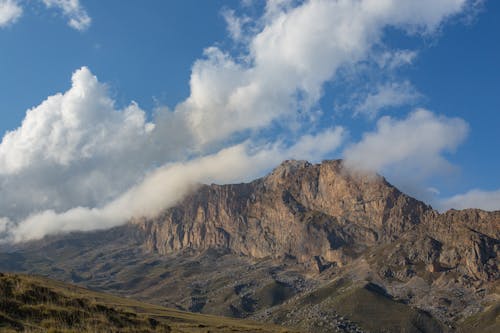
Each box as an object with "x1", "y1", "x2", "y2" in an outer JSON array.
[
  {"x1": 0, "y1": 272, "x2": 294, "y2": 333},
  {"x1": 0, "y1": 160, "x2": 498, "y2": 332},
  {"x1": 134, "y1": 160, "x2": 429, "y2": 267}
]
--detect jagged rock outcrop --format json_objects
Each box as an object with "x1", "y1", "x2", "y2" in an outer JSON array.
[
  {"x1": 372, "y1": 208, "x2": 499, "y2": 285},
  {"x1": 425, "y1": 210, "x2": 499, "y2": 281},
  {"x1": 133, "y1": 160, "x2": 431, "y2": 268}
]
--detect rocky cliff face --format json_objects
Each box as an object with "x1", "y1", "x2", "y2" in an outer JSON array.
[
  {"x1": 426, "y1": 210, "x2": 499, "y2": 281},
  {"x1": 133, "y1": 160, "x2": 431, "y2": 268},
  {"x1": 133, "y1": 159, "x2": 498, "y2": 282},
  {"x1": 372, "y1": 209, "x2": 499, "y2": 283}
]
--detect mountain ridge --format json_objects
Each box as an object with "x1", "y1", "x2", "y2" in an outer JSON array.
[
  {"x1": 0, "y1": 159, "x2": 498, "y2": 332},
  {"x1": 132, "y1": 159, "x2": 432, "y2": 270}
]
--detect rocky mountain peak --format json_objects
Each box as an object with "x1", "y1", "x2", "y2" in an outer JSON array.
[{"x1": 135, "y1": 159, "x2": 431, "y2": 269}]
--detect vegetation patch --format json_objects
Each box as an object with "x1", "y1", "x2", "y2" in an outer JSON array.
[{"x1": 0, "y1": 273, "x2": 296, "y2": 333}]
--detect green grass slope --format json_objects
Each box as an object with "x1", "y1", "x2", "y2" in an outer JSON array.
[
  {"x1": 0, "y1": 272, "x2": 296, "y2": 333},
  {"x1": 262, "y1": 278, "x2": 445, "y2": 333},
  {"x1": 327, "y1": 282, "x2": 444, "y2": 333}
]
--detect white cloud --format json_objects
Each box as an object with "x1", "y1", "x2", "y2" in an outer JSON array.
[
  {"x1": 187, "y1": 0, "x2": 471, "y2": 146},
  {"x1": 0, "y1": 67, "x2": 176, "y2": 219},
  {"x1": 3, "y1": 130, "x2": 344, "y2": 242},
  {"x1": 353, "y1": 81, "x2": 421, "y2": 118},
  {"x1": 0, "y1": 0, "x2": 22, "y2": 27},
  {"x1": 42, "y1": 0, "x2": 91, "y2": 31},
  {"x1": 222, "y1": 8, "x2": 251, "y2": 42},
  {"x1": 343, "y1": 109, "x2": 469, "y2": 177},
  {"x1": 286, "y1": 127, "x2": 346, "y2": 161},
  {"x1": 440, "y1": 189, "x2": 500, "y2": 211},
  {"x1": 0, "y1": 217, "x2": 12, "y2": 234},
  {"x1": 376, "y1": 49, "x2": 418, "y2": 70},
  {"x1": 0, "y1": 0, "x2": 91, "y2": 30},
  {"x1": 0, "y1": 67, "x2": 152, "y2": 174},
  {"x1": 343, "y1": 109, "x2": 471, "y2": 203}
]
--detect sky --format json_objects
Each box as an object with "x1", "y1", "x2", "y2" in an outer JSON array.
[{"x1": 0, "y1": 0, "x2": 499, "y2": 242}]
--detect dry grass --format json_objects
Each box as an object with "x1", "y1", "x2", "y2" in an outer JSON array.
[{"x1": 0, "y1": 272, "x2": 297, "y2": 333}]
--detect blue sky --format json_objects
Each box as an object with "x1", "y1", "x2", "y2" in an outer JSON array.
[{"x1": 0, "y1": 0, "x2": 498, "y2": 241}]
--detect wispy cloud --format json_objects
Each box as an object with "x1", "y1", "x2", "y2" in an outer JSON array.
[
  {"x1": 0, "y1": 0, "x2": 22, "y2": 27},
  {"x1": 375, "y1": 50, "x2": 418, "y2": 70},
  {"x1": 42, "y1": 0, "x2": 91, "y2": 31},
  {"x1": 0, "y1": 0, "x2": 91, "y2": 30},
  {"x1": 2, "y1": 129, "x2": 345, "y2": 242},
  {"x1": 440, "y1": 189, "x2": 500, "y2": 211},
  {"x1": 352, "y1": 81, "x2": 421, "y2": 118},
  {"x1": 222, "y1": 8, "x2": 251, "y2": 43},
  {"x1": 343, "y1": 109, "x2": 469, "y2": 196}
]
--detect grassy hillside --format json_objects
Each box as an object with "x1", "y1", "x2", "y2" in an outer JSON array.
[
  {"x1": 326, "y1": 282, "x2": 443, "y2": 332},
  {"x1": 0, "y1": 272, "x2": 296, "y2": 333},
  {"x1": 260, "y1": 277, "x2": 445, "y2": 333}
]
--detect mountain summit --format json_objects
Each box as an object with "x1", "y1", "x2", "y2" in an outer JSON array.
[{"x1": 134, "y1": 159, "x2": 430, "y2": 269}]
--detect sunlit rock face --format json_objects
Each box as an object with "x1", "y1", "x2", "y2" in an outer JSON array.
[
  {"x1": 133, "y1": 159, "x2": 498, "y2": 281},
  {"x1": 133, "y1": 160, "x2": 429, "y2": 267}
]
